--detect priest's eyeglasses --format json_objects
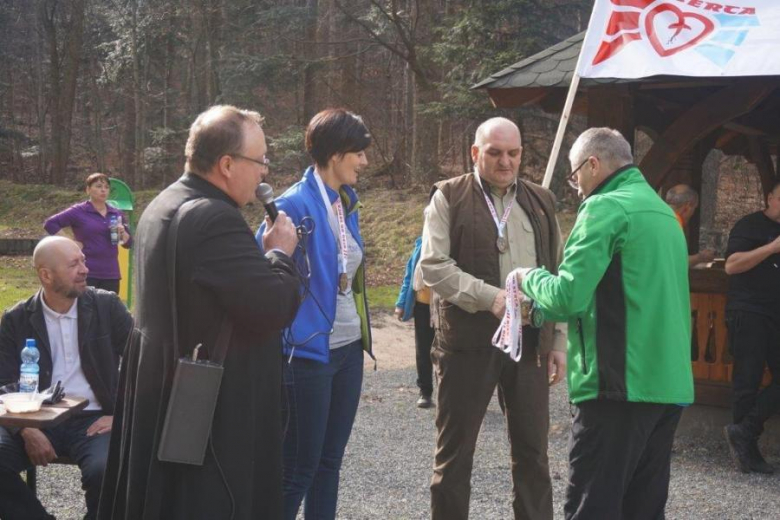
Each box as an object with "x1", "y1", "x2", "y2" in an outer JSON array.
[{"x1": 232, "y1": 154, "x2": 270, "y2": 169}]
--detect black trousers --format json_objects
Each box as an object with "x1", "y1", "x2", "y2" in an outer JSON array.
[
  {"x1": 86, "y1": 277, "x2": 120, "y2": 294},
  {"x1": 727, "y1": 310, "x2": 780, "y2": 437},
  {"x1": 565, "y1": 400, "x2": 683, "y2": 520},
  {"x1": 413, "y1": 302, "x2": 435, "y2": 396}
]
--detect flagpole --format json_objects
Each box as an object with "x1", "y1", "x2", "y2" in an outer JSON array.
[
  {"x1": 542, "y1": 10, "x2": 597, "y2": 189},
  {"x1": 542, "y1": 72, "x2": 582, "y2": 189}
]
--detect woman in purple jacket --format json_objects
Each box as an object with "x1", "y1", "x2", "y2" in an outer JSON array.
[{"x1": 44, "y1": 173, "x2": 131, "y2": 293}]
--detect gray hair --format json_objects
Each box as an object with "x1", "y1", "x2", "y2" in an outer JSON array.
[
  {"x1": 473, "y1": 117, "x2": 521, "y2": 147},
  {"x1": 569, "y1": 127, "x2": 633, "y2": 170},
  {"x1": 665, "y1": 184, "x2": 699, "y2": 209}
]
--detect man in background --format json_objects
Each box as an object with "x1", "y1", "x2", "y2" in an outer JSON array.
[
  {"x1": 0, "y1": 236, "x2": 132, "y2": 520},
  {"x1": 723, "y1": 180, "x2": 780, "y2": 474},
  {"x1": 665, "y1": 184, "x2": 715, "y2": 266}
]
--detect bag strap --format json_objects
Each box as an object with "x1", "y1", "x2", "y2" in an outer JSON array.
[{"x1": 166, "y1": 200, "x2": 233, "y2": 365}]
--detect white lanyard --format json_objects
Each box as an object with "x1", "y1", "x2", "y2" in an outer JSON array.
[
  {"x1": 314, "y1": 171, "x2": 349, "y2": 276},
  {"x1": 492, "y1": 270, "x2": 524, "y2": 362},
  {"x1": 479, "y1": 181, "x2": 514, "y2": 239}
]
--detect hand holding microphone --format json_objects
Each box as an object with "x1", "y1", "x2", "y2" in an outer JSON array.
[{"x1": 257, "y1": 183, "x2": 298, "y2": 257}]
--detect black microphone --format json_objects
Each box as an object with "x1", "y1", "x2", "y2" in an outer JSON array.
[{"x1": 256, "y1": 183, "x2": 278, "y2": 222}]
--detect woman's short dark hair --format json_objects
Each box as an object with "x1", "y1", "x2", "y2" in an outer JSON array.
[
  {"x1": 305, "y1": 109, "x2": 371, "y2": 168},
  {"x1": 185, "y1": 105, "x2": 264, "y2": 176},
  {"x1": 85, "y1": 173, "x2": 109, "y2": 188}
]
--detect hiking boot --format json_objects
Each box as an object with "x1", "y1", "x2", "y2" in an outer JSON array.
[
  {"x1": 748, "y1": 440, "x2": 775, "y2": 474},
  {"x1": 723, "y1": 424, "x2": 753, "y2": 473},
  {"x1": 724, "y1": 424, "x2": 755, "y2": 473},
  {"x1": 416, "y1": 392, "x2": 433, "y2": 409}
]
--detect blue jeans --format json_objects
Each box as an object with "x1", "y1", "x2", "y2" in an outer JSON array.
[
  {"x1": 282, "y1": 340, "x2": 364, "y2": 520},
  {"x1": 0, "y1": 413, "x2": 110, "y2": 520}
]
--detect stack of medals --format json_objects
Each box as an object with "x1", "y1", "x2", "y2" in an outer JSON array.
[
  {"x1": 492, "y1": 270, "x2": 546, "y2": 362},
  {"x1": 521, "y1": 298, "x2": 545, "y2": 329},
  {"x1": 492, "y1": 272, "x2": 524, "y2": 361}
]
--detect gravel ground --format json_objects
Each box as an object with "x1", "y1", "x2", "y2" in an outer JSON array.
[{"x1": 35, "y1": 315, "x2": 780, "y2": 519}]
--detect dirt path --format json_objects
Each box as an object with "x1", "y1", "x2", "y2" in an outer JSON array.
[{"x1": 365, "y1": 312, "x2": 417, "y2": 370}]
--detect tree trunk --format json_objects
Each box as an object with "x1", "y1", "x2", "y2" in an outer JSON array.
[
  {"x1": 41, "y1": 0, "x2": 86, "y2": 185},
  {"x1": 411, "y1": 78, "x2": 440, "y2": 185},
  {"x1": 122, "y1": 87, "x2": 136, "y2": 185},
  {"x1": 202, "y1": 0, "x2": 223, "y2": 104},
  {"x1": 35, "y1": 8, "x2": 48, "y2": 180},
  {"x1": 409, "y1": 0, "x2": 441, "y2": 185},
  {"x1": 302, "y1": 0, "x2": 319, "y2": 123},
  {"x1": 131, "y1": 1, "x2": 144, "y2": 189}
]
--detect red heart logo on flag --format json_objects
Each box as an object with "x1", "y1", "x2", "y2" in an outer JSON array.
[{"x1": 645, "y1": 3, "x2": 714, "y2": 57}]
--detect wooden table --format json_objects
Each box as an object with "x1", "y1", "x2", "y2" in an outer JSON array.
[{"x1": 0, "y1": 396, "x2": 89, "y2": 429}]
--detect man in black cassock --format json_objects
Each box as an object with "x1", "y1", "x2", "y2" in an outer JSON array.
[{"x1": 98, "y1": 105, "x2": 300, "y2": 519}]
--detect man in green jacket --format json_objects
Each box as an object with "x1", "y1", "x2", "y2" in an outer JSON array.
[{"x1": 517, "y1": 128, "x2": 693, "y2": 520}]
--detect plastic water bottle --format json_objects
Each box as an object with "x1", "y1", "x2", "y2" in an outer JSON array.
[
  {"x1": 109, "y1": 215, "x2": 119, "y2": 245},
  {"x1": 19, "y1": 338, "x2": 40, "y2": 393}
]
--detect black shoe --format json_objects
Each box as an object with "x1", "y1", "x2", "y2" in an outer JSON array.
[
  {"x1": 724, "y1": 424, "x2": 754, "y2": 473},
  {"x1": 748, "y1": 440, "x2": 775, "y2": 474},
  {"x1": 416, "y1": 393, "x2": 433, "y2": 409}
]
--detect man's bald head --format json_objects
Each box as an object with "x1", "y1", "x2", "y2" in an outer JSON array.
[
  {"x1": 471, "y1": 117, "x2": 523, "y2": 190},
  {"x1": 665, "y1": 184, "x2": 700, "y2": 226},
  {"x1": 34, "y1": 236, "x2": 81, "y2": 270},
  {"x1": 34, "y1": 236, "x2": 89, "y2": 300},
  {"x1": 665, "y1": 184, "x2": 699, "y2": 210},
  {"x1": 473, "y1": 117, "x2": 522, "y2": 147}
]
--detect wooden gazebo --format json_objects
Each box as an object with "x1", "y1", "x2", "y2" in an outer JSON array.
[{"x1": 474, "y1": 32, "x2": 780, "y2": 406}]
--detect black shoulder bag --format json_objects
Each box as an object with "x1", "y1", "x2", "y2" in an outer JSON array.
[{"x1": 157, "y1": 201, "x2": 233, "y2": 465}]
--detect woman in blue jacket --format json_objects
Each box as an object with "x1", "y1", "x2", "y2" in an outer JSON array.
[
  {"x1": 394, "y1": 236, "x2": 435, "y2": 408},
  {"x1": 257, "y1": 108, "x2": 373, "y2": 520}
]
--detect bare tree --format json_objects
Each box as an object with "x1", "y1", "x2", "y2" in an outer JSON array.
[
  {"x1": 38, "y1": 0, "x2": 86, "y2": 184},
  {"x1": 334, "y1": 0, "x2": 441, "y2": 184}
]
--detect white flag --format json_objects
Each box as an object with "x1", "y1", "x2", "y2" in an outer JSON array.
[{"x1": 577, "y1": 0, "x2": 780, "y2": 78}]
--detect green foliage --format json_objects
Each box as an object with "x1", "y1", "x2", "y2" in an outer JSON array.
[
  {"x1": 0, "y1": 180, "x2": 83, "y2": 236},
  {"x1": 366, "y1": 284, "x2": 400, "y2": 312},
  {"x1": 0, "y1": 257, "x2": 38, "y2": 312},
  {"x1": 431, "y1": 0, "x2": 589, "y2": 120},
  {"x1": 268, "y1": 126, "x2": 307, "y2": 173},
  {"x1": 359, "y1": 188, "x2": 428, "y2": 287},
  {"x1": 219, "y1": 5, "x2": 310, "y2": 107}
]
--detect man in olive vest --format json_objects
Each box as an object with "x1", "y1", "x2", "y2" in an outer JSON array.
[{"x1": 420, "y1": 117, "x2": 566, "y2": 520}]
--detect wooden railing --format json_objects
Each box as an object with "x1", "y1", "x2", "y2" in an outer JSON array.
[{"x1": 690, "y1": 267, "x2": 771, "y2": 407}]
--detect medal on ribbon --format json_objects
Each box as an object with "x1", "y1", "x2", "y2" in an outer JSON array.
[
  {"x1": 481, "y1": 185, "x2": 514, "y2": 254},
  {"x1": 496, "y1": 236, "x2": 508, "y2": 253},
  {"x1": 333, "y1": 196, "x2": 350, "y2": 295},
  {"x1": 314, "y1": 170, "x2": 352, "y2": 296}
]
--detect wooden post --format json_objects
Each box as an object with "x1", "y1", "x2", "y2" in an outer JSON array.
[
  {"x1": 542, "y1": 73, "x2": 580, "y2": 189},
  {"x1": 640, "y1": 81, "x2": 777, "y2": 189},
  {"x1": 587, "y1": 85, "x2": 634, "y2": 149}
]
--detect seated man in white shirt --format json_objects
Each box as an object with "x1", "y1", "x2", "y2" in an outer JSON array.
[{"x1": 0, "y1": 236, "x2": 133, "y2": 520}]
